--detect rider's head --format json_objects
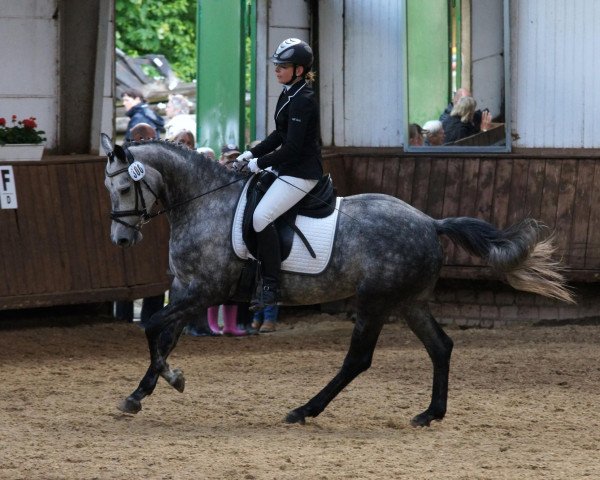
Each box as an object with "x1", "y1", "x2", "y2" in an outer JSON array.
[{"x1": 271, "y1": 38, "x2": 315, "y2": 85}]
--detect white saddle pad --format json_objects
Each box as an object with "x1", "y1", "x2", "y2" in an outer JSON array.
[{"x1": 231, "y1": 179, "x2": 342, "y2": 275}]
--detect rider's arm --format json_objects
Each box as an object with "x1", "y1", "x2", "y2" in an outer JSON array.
[{"x1": 250, "y1": 130, "x2": 283, "y2": 158}]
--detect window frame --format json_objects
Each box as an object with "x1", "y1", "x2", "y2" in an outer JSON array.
[{"x1": 403, "y1": 0, "x2": 512, "y2": 154}]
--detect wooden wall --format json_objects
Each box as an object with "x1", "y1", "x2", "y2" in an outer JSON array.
[
  {"x1": 324, "y1": 150, "x2": 600, "y2": 282},
  {"x1": 0, "y1": 157, "x2": 171, "y2": 310}
]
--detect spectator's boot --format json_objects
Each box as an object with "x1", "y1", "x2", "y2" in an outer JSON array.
[
  {"x1": 250, "y1": 224, "x2": 281, "y2": 311},
  {"x1": 222, "y1": 304, "x2": 247, "y2": 336},
  {"x1": 206, "y1": 306, "x2": 222, "y2": 335}
]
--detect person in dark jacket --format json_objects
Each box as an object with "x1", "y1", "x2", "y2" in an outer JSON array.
[
  {"x1": 442, "y1": 96, "x2": 480, "y2": 144},
  {"x1": 121, "y1": 88, "x2": 165, "y2": 141},
  {"x1": 235, "y1": 38, "x2": 323, "y2": 310}
]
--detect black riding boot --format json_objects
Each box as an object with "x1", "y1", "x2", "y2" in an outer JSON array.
[{"x1": 251, "y1": 223, "x2": 281, "y2": 311}]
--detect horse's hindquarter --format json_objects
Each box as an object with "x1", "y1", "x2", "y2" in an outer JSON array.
[{"x1": 284, "y1": 194, "x2": 443, "y2": 305}]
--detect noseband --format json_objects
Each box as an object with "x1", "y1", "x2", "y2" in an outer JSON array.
[{"x1": 106, "y1": 148, "x2": 160, "y2": 231}]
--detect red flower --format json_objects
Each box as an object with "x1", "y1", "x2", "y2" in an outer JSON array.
[
  {"x1": 0, "y1": 118, "x2": 5, "y2": 127},
  {"x1": 23, "y1": 118, "x2": 37, "y2": 129},
  {"x1": 11, "y1": 114, "x2": 17, "y2": 120}
]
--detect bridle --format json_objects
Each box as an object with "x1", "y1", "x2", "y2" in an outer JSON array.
[
  {"x1": 105, "y1": 146, "x2": 246, "y2": 231},
  {"x1": 105, "y1": 148, "x2": 160, "y2": 231}
]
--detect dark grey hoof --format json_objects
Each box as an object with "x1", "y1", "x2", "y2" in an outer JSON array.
[
  {"x1": 285, "y1": 408, "x2": 306, "y2": 425},
  {"x1": 410, "y1": 410, "x2": 443, "y2": 427},
  {"x1": 170, "y1": 368, "x2": 185, "y2": 393},
  {"x1": 118, "y1": 396, "x2": 142, "y2": 414}
]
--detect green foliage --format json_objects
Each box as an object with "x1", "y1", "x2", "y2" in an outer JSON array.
[{"x1": 115, "y1": 0, "x2": 197, "y2": 82}]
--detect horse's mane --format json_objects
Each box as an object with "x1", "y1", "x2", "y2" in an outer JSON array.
[{"x1": 124, "y1": 138, "x2": 211, "y2": 165}]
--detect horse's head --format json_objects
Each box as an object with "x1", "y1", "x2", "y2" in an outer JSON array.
[{"x1": 101, "y1": 133, "x2": 163, "y2": 247}]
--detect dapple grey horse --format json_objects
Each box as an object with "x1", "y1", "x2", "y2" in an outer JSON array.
[{"x1": 101, "y1": 135, "x2": 573, "y2": 427}]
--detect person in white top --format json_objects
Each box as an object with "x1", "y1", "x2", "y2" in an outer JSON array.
[{"x1": 164, "y1": 94, "x2": 196, "y2": 142}]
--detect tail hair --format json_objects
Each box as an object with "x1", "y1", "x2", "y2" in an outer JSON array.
[{"x1": 435, "y1": 217, "x2": 575, "y2": 304}]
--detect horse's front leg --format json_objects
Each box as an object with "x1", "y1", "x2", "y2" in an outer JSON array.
[
  {"x1": 119, "y1": 316, "x2": 186, "y2": 414},
  {"x1": 118, "y1": 280, "x2": 209, "y2": 414}
]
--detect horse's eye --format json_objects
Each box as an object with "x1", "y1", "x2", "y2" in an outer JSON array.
[{"x1": 119, "y1": 186, "x2": 131, "y2": 195}]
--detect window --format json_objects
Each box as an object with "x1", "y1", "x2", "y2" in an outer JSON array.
[{"x1": 404, "y1": 0, "x2": 511, "y2": 152}]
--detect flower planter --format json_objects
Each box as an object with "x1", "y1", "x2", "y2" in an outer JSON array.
[{"x1": 0, "y1": 144, "x2": 44, "y2": 161}]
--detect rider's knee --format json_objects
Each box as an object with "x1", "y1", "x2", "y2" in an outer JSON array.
[{"x1": 253, "y1": 212, "x2": 271, "y2": 232}]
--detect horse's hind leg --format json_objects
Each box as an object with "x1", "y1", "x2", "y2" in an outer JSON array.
[
  {"x1": 404, "y1": 302, "x2": 454, "y2": 427},
  {"x1": 118, "y1": 317, "x2": 187, "y2": 414},
  {"x1": 286, "y1": 301, "x2": 385, "y2": 424}
]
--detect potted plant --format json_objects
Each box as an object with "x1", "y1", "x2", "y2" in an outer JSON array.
[{"x1": 0, "y1": 115, "x2": 46, "y2": 161}]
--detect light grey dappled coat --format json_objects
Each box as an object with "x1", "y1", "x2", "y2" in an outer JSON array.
[{"x1": 101, "y1": 136, "x2": 573, "y2": 427}]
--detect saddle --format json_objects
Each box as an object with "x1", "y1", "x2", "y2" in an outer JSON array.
[{"x1": 241, "y1": 171, "x2": 336, "y2": 262}]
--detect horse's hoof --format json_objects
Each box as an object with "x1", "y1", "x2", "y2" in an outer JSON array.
[
  {"x1": 285, "y1": 408, "x2": 306, "y2": 425},
  {"x1": 118, "y1": 396, "x2": 142, "y2": 415},
  {"x1": 170, "y1": 368, "x2": 185, "y2": 393},
  {"x1": 410, "y1": 410, "x2": 443, "y2": 427}
]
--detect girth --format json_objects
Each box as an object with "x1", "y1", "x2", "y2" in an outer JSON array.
[{"x1": 241, "y1": 171, "x2": 336, "y2": 261}]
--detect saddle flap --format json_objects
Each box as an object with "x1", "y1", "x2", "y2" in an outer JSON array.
[{"x1": 240, "y1": 172, "x2": 337, "y2": 263}]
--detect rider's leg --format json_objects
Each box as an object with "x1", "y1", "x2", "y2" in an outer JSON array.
[{"x1": 252, "y1": 175, "x2": 318, "y2": 309}]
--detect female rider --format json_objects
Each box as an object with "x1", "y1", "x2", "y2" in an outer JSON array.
[{"x1": 236, "y1": 38, "x2": 323, "y2": 310}]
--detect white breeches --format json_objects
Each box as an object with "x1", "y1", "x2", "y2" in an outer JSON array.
[{"x1": 253, "y1": 175, "x2": 318, "y2": 232}]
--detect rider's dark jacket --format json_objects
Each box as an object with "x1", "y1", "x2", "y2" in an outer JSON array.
[{"x1": 250, "y1": 79, "x2": 323, "y2": 180}]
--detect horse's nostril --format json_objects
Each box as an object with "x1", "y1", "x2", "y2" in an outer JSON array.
[{"x1": 117, "y1": 238, "x2": 130, "y2": 247}]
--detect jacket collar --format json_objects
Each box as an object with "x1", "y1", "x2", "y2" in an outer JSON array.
[
  {"x1": 282, "y1": 79, "x2": 307, "y2": 97},
  {"x1": 276, "y1": 80, "x2": 307, "y2": 120}
]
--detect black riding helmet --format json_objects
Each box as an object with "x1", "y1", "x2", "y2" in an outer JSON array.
[{"x1": 271, "y1": 38, "x2": 313, "y2": 85}]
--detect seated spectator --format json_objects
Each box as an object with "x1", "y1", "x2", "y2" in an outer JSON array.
[
  {"x1": 422, "y1": 120, "x2": 445, "y2": 146},
  {"x1": 439, "y1": 87, "x2": 492, "y2": 134},
  {"x1": 442, "y1": 97, "x2": 480, "y2": 144},
  {"x1": 408, "y1": 123, "x2": 424, "y2": 147}
]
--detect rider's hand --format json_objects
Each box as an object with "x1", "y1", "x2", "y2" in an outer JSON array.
[
  {"x1": 236, "y1": 150, "x2": 253, "y2": 162},
  {"x1": 232, "y1": 159, "x2": 247, "y2": 172},
  {"x1": 247, "y1": 158, "x2": 260, "y2": 173}
]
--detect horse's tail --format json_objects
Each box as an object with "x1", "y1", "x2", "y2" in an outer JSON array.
[{"x1": 434, "y1": 217, "x2": 575, "y2": 304}]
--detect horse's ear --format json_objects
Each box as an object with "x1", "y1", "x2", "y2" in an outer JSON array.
[
  {"x1": 100, "y1": 133, "x2": 114, "y2": 161},
  {"x1": 113, "y1": 145, "x2": 127, "y2": 163}
]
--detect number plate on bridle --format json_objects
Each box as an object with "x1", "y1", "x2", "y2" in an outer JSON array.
[{"x1": 128, "y1": 161, "x2": 146, "y2": 181}]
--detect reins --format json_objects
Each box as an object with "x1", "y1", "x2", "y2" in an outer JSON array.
[
  {"x1": 106, "y1": 147, "x2": 246, "y2": 230},
  {"x1": 145, "y1": 177, "x2": 246, "y2": 220},
  {"x1": 107, "y1": 145, "x2": 359, "y2": 232}
]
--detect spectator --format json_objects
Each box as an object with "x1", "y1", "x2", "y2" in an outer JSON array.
[
  {"x1": 422, "y1": 120, "x2": 445, "y2": 146},
  {"x1": 121, "y1": 89, "x2": 164, "y2": 141},
  {"x1": 408, "y1": 123, "x2": 424, "y2": 146},
  {"x1": 130, "y1": 122, "x2": 158, "y2": 142},
  {"x1": 219, "y1": 143, "x2": 240, "y2": 169},
  {"x1": 439, "y1": 87, "x2": 491, "y2": 133},
  {"x1": 442, "y1": 96, "x2": 480, "y2": 144},
  {"x1": 251, "y1": 305, "x2": 279, "y2": 333},
  {"x1": 172, "y1": 129, "x2": 195, "y2": 149},
  {"x1": 197, "y1": 146, "x2": 216, "y2": 160},
  {"x1": 164, "y1": 94, "x2": 196, "y2": 141}
]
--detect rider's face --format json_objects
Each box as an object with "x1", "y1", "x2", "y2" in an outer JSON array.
[{"x1": 274, "y1": 63, "x2": 302, "y2": 84}]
